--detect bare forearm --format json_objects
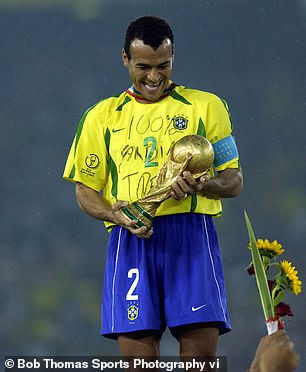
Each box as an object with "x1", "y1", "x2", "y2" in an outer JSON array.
[
  {"x1": 75, "y1": 182, "x2": 153, "y2": 239},
  {"x1": 75, "y1": 182, "x2": 114, "y2": 222},
  {"x1": 199, "y1": 168, "x2": 243, "y2": 198}
]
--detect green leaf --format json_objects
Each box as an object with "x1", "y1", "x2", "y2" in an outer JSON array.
[
  {"x1": 262, "y1": 256, "x2": 271, "y2": 270},
  {"x1": 273, "y1": 290, "x2": 284, "y2": 306},
  {"x1": 245, "y1": 211, "x2": 275, "y2": 320}
]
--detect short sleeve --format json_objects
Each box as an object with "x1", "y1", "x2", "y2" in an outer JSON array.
[
  {"x1": 205, "y1": 96, "x2": 240, "y2": 172},
  {"x1": 63, "y1": 108, "x2": 108, "y2": 192}
]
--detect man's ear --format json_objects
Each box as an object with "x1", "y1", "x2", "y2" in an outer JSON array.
[{"x1": 122, "y1": 48, "x2": 129, "y2": 68}]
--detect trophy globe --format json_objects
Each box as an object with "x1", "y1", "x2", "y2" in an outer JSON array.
[{"x1": 170, "y1": 135, "x2": 214, "y2": 178}]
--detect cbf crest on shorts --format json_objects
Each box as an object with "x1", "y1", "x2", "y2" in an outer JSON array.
[
  {"x1": 127, "y1": 302, "x2": 139, "y2": 322},
  {"x1": 172, "y1": 115, "x2": 188, "y2": 130}
]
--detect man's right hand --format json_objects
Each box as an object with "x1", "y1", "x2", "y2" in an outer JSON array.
[
  {"x1": 112, "y1": 201, "x2": 153, "y2": 239},
  {"x1": 76, "y1": 183, "x2": 153, "y2": 239}
]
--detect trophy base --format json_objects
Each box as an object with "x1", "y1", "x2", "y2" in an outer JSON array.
[{"x1": 121, "y1": 201, "x2": 154, "y2": 229}]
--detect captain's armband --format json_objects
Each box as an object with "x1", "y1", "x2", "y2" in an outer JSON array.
[{"x1": 212, "y1": 135, "x2": 239, "y2": 167}]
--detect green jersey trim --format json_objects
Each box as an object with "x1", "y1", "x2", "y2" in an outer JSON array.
[
  {"x1": 74, "y1": 100, "x2": 104, "y2": 156},
  {"x1": 197, "y1": 117, "x2": 206, "y2": 137},
  {"x1": 219, "y1": 98, "x2": 233, "y2": 130},
  {"x1": 116, "y1": 96, "x2": 132, "y2": 111},
  {"x1": 105, "y1": 128, "x2": 119, "y2": 201},
  {"x1": 69, "y1": 164, "x2": 76, "y2": 179},
  {"x1": 190, "y1": 194, "x2": 197, "y2": 213},
  {"x1": 67, "y1": 100, "x2": 106, "y2": 180},
  {"x1": 170, "y1": 90, "x2": 192, "y2": 105}
]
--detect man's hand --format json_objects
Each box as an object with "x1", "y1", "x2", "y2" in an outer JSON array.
[
  {"x1": 170, "y1": 171, "x2": 211, "y2": 200},
  {"x1": 75, "y1": 183, "x2": 153, "y2": 239},
  {"x1": 112, "y1": 201, "x2": 153, "y2": 239},
  {"x1": 249, "y1": 329, "x2": 299, "y2": 372},
  {"x1": 171, "y1": 168, "x2": 243, "y2": 200}
]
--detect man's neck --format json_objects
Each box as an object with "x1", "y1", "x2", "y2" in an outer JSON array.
[{"x1": 126, "y1": 82, "x2": 177, "y2": 103}]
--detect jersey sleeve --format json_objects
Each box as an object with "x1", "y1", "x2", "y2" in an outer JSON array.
[
  {"x1": 205, "y1": 96, "x2": 240, "y2": 172},
  {"x1": 63, "y1": 107, "x2": 108, "y2": 192}
]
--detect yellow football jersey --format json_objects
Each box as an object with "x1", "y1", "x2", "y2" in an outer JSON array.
[{"x1": 63, "y1": 84, "x2": 239, "y2": 230}]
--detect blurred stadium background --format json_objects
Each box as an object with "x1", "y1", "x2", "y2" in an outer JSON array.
[{"x1": 1, "y1": 0, "x2": 305, "y2": 370}]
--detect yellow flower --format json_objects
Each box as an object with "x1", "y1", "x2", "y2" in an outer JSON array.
[
  {"x1": 254, "y1": 239, "x2": 284, "y2": 258},
  {"x1": 280, "y1": 260, "x2": 302, "y2": 295}
]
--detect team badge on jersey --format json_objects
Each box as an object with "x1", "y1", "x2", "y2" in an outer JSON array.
[
  {"x1": 172, "y1": 115, "x2": 188, "y2": 130},
  {"x1": 127, "y1": 304, "x2": 139, "y2": 321}
]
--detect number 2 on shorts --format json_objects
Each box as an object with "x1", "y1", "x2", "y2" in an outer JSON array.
[{"x1": 126, "y1": 268, "x2": 139, "y2": 301}]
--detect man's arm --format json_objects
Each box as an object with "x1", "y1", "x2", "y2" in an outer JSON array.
[
  {"x1": 75, "y1": 182, "x2": 153, "y2": 239},
  {"x1": 199, "y1": 167, "x2": 243, "y2": 198},
  {"x1": 171, "y1": 167, "x2": 243, "y2": 200}
]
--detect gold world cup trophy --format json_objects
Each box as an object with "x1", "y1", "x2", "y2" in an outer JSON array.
[{"x1": 120, "y1": 135, "x2": 214, "y2": 229}]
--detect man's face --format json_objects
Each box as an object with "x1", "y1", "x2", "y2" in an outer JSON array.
[{"x1": 122, "y1": 38, "x2": 173, "y2": 102}]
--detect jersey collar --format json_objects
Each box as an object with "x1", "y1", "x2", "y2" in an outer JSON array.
[{"x1": 126, "y1": 81, "x2": 177, "y2": 103}]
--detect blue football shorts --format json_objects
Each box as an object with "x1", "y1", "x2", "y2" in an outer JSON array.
[{"x1": 101, "y1": 213, "x2": 231, "y2": 339}]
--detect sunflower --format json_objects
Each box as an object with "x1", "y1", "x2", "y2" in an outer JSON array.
[
  {"x1": 255, "y1": 239, "x2": 284, "y2": 258},
  {"x1": 280, "y1": 260, "x2": 302, "y2": 295}
]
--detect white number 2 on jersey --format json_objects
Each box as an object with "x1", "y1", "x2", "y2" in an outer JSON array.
[{"x1": 126, "y1": 268, "x2": 139, "y2": 301}]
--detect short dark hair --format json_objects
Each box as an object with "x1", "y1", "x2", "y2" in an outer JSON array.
[{"x1": 124, "y1": 16, "x2": 174, "y2": 60}]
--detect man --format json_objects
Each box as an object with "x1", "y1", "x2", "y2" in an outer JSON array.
[
  {"x1": 249, "y1": 329, "x2": 299, "y2": 372},
  {"x1": 63, "y1": 16, "x2": 243, "y2": 369}
]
